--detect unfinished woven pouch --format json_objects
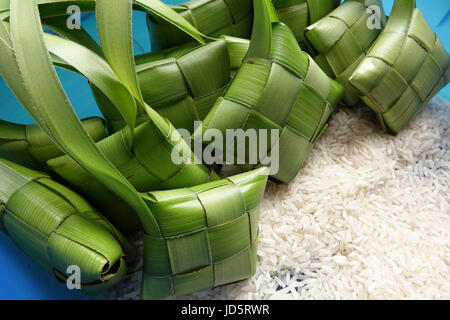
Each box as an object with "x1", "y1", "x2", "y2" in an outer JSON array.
[
  {"x1": 92, "y1": 37, "x2": 249, "y2": 134},
  {"x1": 348, "y1": 0, "x2": 450, "y2": 134},
  {"x1": 48, "y1": 119, "x2": 220, "y2": 233},
  {"x1": 147, "y1": 0, "x2": 253, "y2": 50},
  {"x1": 196, "y1": 0, "x2": 344, "y2": 184},
  {"x1": 304, "y1": 0, "x2": 387, "y2": 106},
  {"x1": 0, "y1": 117, "x2": 106, "y2": 169},
  {"x1": 273, "y1": 0, "x2": 340, "y2": 49},
  {"x1": 0, "y1": 158, "x2": 134, "y2": 295},
  {"x1": 140, "y1": 167, "x2": 268, "y2": 299}
]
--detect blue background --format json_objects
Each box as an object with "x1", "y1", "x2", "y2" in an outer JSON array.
[{"x1": 0, "y1": 0, "x2": 448, "y2": 299}]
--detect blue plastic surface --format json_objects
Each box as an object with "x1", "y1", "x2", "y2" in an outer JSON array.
[{"x1": 0, "y1": 0, "x2": 448, "y2": 300}]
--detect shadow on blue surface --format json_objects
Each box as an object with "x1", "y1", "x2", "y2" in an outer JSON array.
[{"x1": 0, "y1": 0, "x2": 448, "y2": 300}]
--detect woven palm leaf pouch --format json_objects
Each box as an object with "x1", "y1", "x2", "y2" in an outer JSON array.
[
  {"x1": 92, "y1": 37, "x2": 249, "y2": 134},
  {"x1": 304, "y1": 0, "x2": 387, "y2": 106},
  {"x1": 37, "y1": 29, "x2": 223, "y2": 233},
  {"x1": 273, "y1": 0, "x2": 341, "y2": 49},
  {"x1": 0, "y1": 117, "x2": 106, "y2": 170},
  {"x1": 147, "y1": 0, "x2": 253, "y2": 50},
  {"x1": 47, "y1": 115, "x2": 220, "y2": 233},
  {"x1": 0, "y1": 158, "x2": 135, "y2": 296},
  {"x1": 348, "y1": 0, "x2": 450, "y2": 134},
  {"x1": 140, "y1": 167, "x2": 268, "y2": 299},
  {"x1": 195, "y1": 0, "x2": 344, "y2": 184}
]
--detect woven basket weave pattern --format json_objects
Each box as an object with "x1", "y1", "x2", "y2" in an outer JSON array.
[
  {"x1": 141, "y1": 168, "x2": 268, "y2": 299},
  {"x1": 349, "y1": 3, "x2": 450, "y2": 133},
  {"x1": 93, "y1": 40, "x2": 235, "y2": 133},
  {"x1": 273, "y1": 0, "x2": 341, "y2": 48},
  {"x1": 200, "y1": 23, "x2": 343, "y2": 183},
  {"x1": 147, "y1": 0, "x2": 253, "y2": 49},
  {"x1": 48, "y1": 120, "x2": 219, "y2": 232},
  {"x1": 304, "y1": 0, "x2": 385, "y2": 106}
]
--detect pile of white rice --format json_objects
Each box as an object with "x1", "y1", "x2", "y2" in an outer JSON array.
[{"x1": 105, "y1": 96, "x2": 450, "y2": 300}]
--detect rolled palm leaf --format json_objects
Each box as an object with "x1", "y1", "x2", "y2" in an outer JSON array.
[
  {"x1": 348, "y1": 0, "x2": 450, "y2": 134},
  {"x1": 47, "y1": 118, "x2": 220, "y2": 233},
  {"x1": 140, "y1": 167, "x2": 268, "y2": 299},
  {"x1": 304, "y1": 0, "x2": 387, "y2": 106},
  {"x1": 0, "y1": 158, "x2": 134, "y2": 295},
  {"x1": 272, "y1": 0, "x2": 341, "y2": 49},
  {"x1": 147, "y1": 0, "x2": 253, "y2": 50},
  {"x1": 196, "y1": 0, "x2": 344, "y2": 184},
  {"x1": 92, "y1": 36, "x2": 249, "y2": 134},
  {"x1": 0, "y1": 117, "x2": 107, "y2": 169}
]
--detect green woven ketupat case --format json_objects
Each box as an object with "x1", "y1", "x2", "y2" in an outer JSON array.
[
  {"x1": 348, "y1": 0, "x2": 450, "y2": 134},
  {"x1": 140, "y1": 167, "x2": 268, "y2": 299},
  {"x1": 0, "y1": 158, "x2": 134, "y2": 295},
  {"x1": 273, "y1": 0, "x2": 341, "y2": 49},
  {"x1": 304, "y1": 0, "x2": 387, "y2": 106},
  {"x1": 48, "y1": 118, "x2": 220, "y2": 233},
  {"x1": 196, "y1": 0, "x2": 344, "y2": 184},
  {"x1": 147, "y1": 0, "x2": 253, "y2": 49},
  {"x1": 92, "y1": 37, "x2": 249, "y2": 134}
]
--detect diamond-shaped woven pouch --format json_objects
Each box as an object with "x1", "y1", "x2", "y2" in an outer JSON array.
[
  {"x1": 304, "y1": 0, "x2": 386, "y2": 106},
  {"x1": 140, "y1": 167, "x2": 268, "y2": 299},
  {"x1": 0, "y1": 158, "x2": 134, "y2": 296},
  {"x1": 147, "y1": 0, "x2": 253, "y2": 50},
  {"x1": 348, "y1": 0, "x2": 450, "y2": 134},
  {"x1": 197, "y1": 0, "x2": 344, "y2": 184},
  {"x1": 0, "y1": 117, "x2": 106, "y2": 169},
  {"x1": 273, "y1": 0, "x2": 341, "y2": 49},
  {"x1": 92, "y1": 38, "x2": 249, "y2": 134},
  {"x1": 47, "y1": 119, "x2": 220, "y2": 233}
]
